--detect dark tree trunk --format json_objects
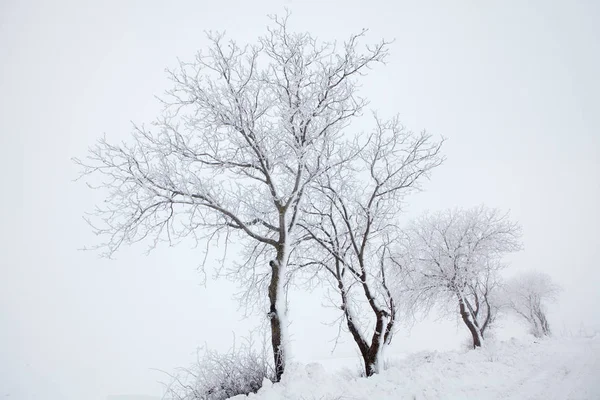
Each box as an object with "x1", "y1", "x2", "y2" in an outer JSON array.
[
  {"x1": 339, "y1": 294, "x2": 372, "y2": 376},
  {"x1": 345, "y1": 311, "x2": 392, "y2": 377},
  {"x1": 365, "y1": 314, "x2": 385, "y2": 376},
  {"x1": 353, "y1": 323, "x2": 382, "y2": 377},
  {"x1": 459, "y1": 298, "x2": 482, "y2": 348},
  {"x1": 331, "y1": 258, "x2": 395, "y2": 377},
  {"x1": 268, "y1": 259, "x2": 285, "y2": 381},
  {"x1": 340, "y1": 299, "x2": 389, "y2": 377},
  {"x1": 362, "y1": 352, "x2": 377, "y2": 377}
]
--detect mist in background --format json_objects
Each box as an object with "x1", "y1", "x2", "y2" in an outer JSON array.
[{"x1": 1, "y1": 1, "x2": 598, "y2": 399}]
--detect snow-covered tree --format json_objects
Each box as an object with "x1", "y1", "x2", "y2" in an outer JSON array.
[
  {"x1": 297, "y1": 117, "x2": 444, "y2": 376},
  {"x1": 503, "y1": 271, "x2": 560, "y2": 337},
  {"x1": 399, "y1": 206, "x2": 522, "y2": 348},
  {"x1": 74, "y1": 14, "x2": 389, "y2": 381}
]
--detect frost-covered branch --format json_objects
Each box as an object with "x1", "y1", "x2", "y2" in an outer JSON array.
[
  {"x1": 75, "y1": 14, "x2": 390, "y2": 381},
  {"x1": 502, "y1": 271, "x2": 560, "y2": 338},
  {"x1": 398, "y1": 206, "x2": 522, "y2": 348},
  {"x1": 297, "y1": 117, "x2": 444, "y2": 375}
]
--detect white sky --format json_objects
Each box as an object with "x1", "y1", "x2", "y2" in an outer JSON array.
[{"x1": 1, "y1": 1, "x2": 598, "y2": 399}]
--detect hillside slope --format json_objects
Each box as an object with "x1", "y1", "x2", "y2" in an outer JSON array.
[{"x1": 232, "y1": 336, "x2": 600, "y2": 400}]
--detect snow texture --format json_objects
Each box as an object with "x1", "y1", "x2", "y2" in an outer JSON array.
[{"x1": 230, "y1": 336, "x2": 600, "y2": 400}]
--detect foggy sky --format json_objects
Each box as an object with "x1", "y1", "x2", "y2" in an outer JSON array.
[{"x1": 1, "y1": 0, "x2": 598, "y2": 399}]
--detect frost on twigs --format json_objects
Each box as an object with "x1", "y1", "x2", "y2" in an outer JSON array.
[
  {"x1": 75, "y1": 11, "x2": 392, "y2": 381},
  {"x1": 502, "y1": 271, "x2": 560, "y2": 338},
  {"x1": 295, "y1": 114, "x2": 445, "y2": 376},
  {"x1": 160, "y1": 335, "x2": 275, "y2": 400},
  {"x1": 399, "y1": 206, "x2": 523, "y2": 349}
]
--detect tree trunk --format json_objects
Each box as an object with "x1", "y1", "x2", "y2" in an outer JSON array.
[
  {"x1": 340, "y1": 302, "x2": 384, "y2": 377},
  {"x1": 360, "y1": 344, "x2": 380, "y2": 377},
  {"x1": 357, "y1": 337, "x2": 382, "y2": 377},
  {"x1": 357, "y1": 314, "x2": 391, "y2": 377},
  {"x1": 268, "y1": 259, "x2": 285, "y2": 381},
  {"x1": 480, "y1": 299, "x2": 492, "y2": 339},
  {"x1": 362, "y1": 352, "x2": 377, "y2": 377},
  {"x1": 336, "y1": 275, "x2": 394, "y2": 377},
  {"x1": 459, "y1": 297, "x2": 482, "y2": 348},
  {"x1": 536, "y1": 308, "x2": 551, "y2": 336},
  {"x1": 530, "y1": 308, "x2": 542, "y2": 337},
  {"x1": 541, "y1": 317, "x2": 550, "y2": 336}
]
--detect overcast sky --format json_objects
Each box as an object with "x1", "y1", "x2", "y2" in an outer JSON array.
[{"x1": 1, "y1": 1, "x2": 598, "y2": 399}]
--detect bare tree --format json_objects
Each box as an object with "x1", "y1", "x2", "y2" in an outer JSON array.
[
  {"x1": 503, "y1": 271, "x2": 560, "y2": 338},
  {"x1": 399, "y1": 206, "x2": 522, "y2": 348},
  {"x1": 296, "y1": 117, "x2": 444, "y2": 376},
  {"x1": 74, "y1": 14, "x2": 390, "y2": 381}
]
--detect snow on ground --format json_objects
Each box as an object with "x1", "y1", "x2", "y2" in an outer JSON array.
[{"x1": 232, "y1": 336, "x2": 600, "y2": 400}]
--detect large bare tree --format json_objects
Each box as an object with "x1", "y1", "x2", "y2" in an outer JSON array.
[
  {"x1": 74, "y1": 14, "x2": 389, "y2": 380},
  {"x1": 399, "y1": 206, "x2": 522, "y2": 348},
  {"x1": 297, "y1": 117, "x2": 444, "y2": 375}
]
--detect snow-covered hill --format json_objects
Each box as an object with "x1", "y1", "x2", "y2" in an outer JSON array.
[{"x1": 232, "y1": 336, "x2": 600, "y2": 400}]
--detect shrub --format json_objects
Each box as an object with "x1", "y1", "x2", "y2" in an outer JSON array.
[{"x1": 163, "y1": 336, "x2": 275, "y2": 400}]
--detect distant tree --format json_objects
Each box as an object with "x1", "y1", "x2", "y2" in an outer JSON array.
[
  {"x1": 503, "y1": 271, "x2": 560, "y2": 337},
  {"x1": 399, "y1": 206, "x2": 522, "y2": 348},
  {"x1": 74, "y1": 13, "x2": 390, "y2": 381},
  {"x1": 297, "y1": 117, "x2": 444, "y2": 376}
]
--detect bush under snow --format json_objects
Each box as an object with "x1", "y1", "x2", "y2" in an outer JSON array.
[{"x1": 163, "y1": 338, "x2": 275, "y2": 400}]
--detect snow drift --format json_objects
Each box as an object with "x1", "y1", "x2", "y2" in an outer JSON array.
[{"x1": 230, "y1": 336, "x2": 599, "y2": 400}]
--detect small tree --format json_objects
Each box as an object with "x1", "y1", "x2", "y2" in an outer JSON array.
[
  {"x1": 297, "y1": 117, "x2": 444, "y2": 376},
  {"x1": 400, "y1": 206, "x2": 522, "y2": 348},
  {"x1": 74, "y1": 14, "x2": 389, "y2": 381},
  {"x1": 503, "y1": 271, "x2": 560, "y2": 337}
]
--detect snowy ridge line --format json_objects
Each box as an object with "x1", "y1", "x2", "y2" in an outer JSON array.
[{"x1": 229, "y1": 337, "x2": 600, "y2": 400}]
